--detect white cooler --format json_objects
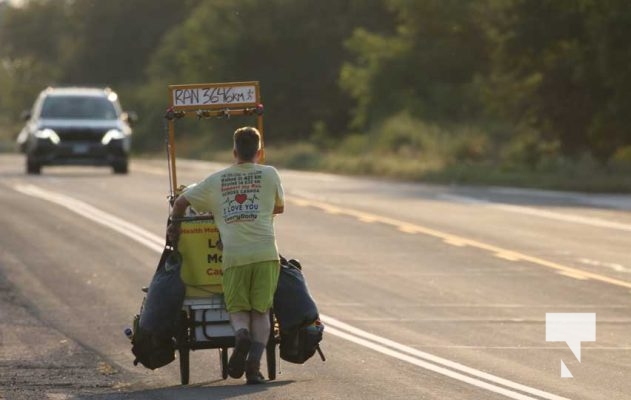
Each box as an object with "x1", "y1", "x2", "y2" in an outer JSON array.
[{"x1": 183, "y1": 296, "x2": 235, "y2": 342}]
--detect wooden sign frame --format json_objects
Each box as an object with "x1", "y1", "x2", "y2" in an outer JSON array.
[{"x1": 165, "y1": 81, "x2": 264, "y2": 196}]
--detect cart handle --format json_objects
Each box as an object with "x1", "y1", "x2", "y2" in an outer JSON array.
[{"x1": 170, "y1": 215, "x2": 215, "y2": 223}]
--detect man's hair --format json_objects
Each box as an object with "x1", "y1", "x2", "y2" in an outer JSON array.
[{"x1": 233, "y1": 126, "x2": 261, "y2": 161}]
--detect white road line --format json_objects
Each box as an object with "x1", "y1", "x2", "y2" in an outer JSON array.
[
  {"x1": 323, "y1": 316, "x2": 569, "y2": 400},
  {"x1": 326, "y1": 326, "x2": 544, "y2": 400},
  {"x1": 439, "y1": 193, "x2": 631, "y2": 233},
  {"x1": 578, "y1": 258, "x2": 631, "y2": 274},
  {"x1": 13, "y1": 183, "x2": 568, "y2": 400},
  {"x1": 13, "y1": 184, "x2": 165, "y2": 253}
]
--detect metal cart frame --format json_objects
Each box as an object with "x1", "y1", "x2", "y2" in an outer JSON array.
[{"x1": 175, "y1": 294, "x2": 278, "y2": 385}]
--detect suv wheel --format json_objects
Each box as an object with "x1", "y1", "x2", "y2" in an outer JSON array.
[
  {"x1": 26, "y1": 157, "x2": 41, "y2": 175},
  {"x1": 112, "y1": 160, "x2": 128, "y2": 174}
]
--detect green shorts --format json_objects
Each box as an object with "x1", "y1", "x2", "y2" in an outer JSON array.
[{"x1": 222, "y1": 260, "x2": 280, "y2": 313}]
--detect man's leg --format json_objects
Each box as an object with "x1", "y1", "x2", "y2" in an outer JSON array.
[
  {"x1": 229, "y1": 311, "x2": 251, "y2": 333},
  {"x1": 224, "y1": 265, "x2": 253, "y2": 379},
  {"x1": 227, "y1": 311, "x2": 252, "y2": 378},
  {"x1": 246, "y1": 260, "x2": 280, "y2": 384},
  {"x1": 245, "y1": 310, "x2": 270, "y2": 384}
]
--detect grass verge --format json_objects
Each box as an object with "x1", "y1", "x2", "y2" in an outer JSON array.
[{"x1": 263, "y1": 143, "x2": 631, "y2": 193}]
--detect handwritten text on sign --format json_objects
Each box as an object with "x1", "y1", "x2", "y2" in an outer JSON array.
[{"x1": 172, "y1": 85, "x2": 257, "y2": 107}]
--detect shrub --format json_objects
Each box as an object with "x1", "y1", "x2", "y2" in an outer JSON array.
[
  {"x1": 611, "y1": 146, "x2": 631, "y2": 171},
  {"x1": 267, "y1": 143, "x2": 322, "y2": 170},
  {"x1": 338, "y1": 134, "x2": 371, "y2": 156}
]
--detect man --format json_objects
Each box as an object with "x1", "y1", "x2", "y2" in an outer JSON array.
[{"x1": 167, "y1": 126, "x2": 284, "y2": 384}]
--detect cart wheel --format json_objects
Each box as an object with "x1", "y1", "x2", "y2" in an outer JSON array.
[
  {"x1": 177, "y1": 310, "x2": 190, "y2": 385},
  {"x1": 266, "y1": 311, "x2": 279, "y2": 380},
  {"x1": 220, "y1": 347, "x2": 229, "y2": 379},
  {"x1": 179, "y1": 347, "x2": 190, "y2": 385},
  {"x1": 266, "y1": 338, "x2": 277, "y2": 380}
]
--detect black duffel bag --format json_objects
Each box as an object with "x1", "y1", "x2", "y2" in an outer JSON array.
[
  {"x1": 130, "y1": 247, "x2": 185, "y2": 370},
  {"x1": 274, "y1": 256, "x2": 325, "y2": 364}
]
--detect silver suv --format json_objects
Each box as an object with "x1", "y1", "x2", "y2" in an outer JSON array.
[{"x1": 17, "y1": 87, "x2": 135, "y2": 174}]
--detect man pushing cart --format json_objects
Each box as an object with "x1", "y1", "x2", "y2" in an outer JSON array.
[
  {"x1": 168, "y1": 125, "x2": 284, "y2": 384},
  {"x1": 165, "y1": 81, "x2": 283, "y2": 385},
  {"x1": 130, "y1": 81, "x2": 322, "y2": 386}
]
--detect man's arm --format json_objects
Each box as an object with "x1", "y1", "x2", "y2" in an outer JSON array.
[
  {"x1": 273, "y1": 170, "x2": 284, "y2": 215},
  {"x1": 167, "y1": 195, "x2": 191, "y2": 242}
]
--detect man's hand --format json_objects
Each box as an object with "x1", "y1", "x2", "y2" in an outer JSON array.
[
  {"x1": 167, "y1": 195, "x2": 191, "y2": 244},
  {"x1": 167, "y1": 220, "x2": 181, "y2": 243}
]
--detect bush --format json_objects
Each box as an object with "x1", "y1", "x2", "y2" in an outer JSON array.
[
  {"x1": 611, "y1": 146, "x2": 631, "y2": 171},
  {"x1": 266, "y1": 143, "x2": 322, "y2": 170},
  {"x1": 500, "y1": 130, "x2": 560, "y2": 170},
  {"x1": 374, "y1": 112, "x2": 429, "y2": 155}
]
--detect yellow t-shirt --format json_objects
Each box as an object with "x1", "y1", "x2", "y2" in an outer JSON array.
[{"x1": 183, "y1": 163, "x2": 284, "y2": 269}]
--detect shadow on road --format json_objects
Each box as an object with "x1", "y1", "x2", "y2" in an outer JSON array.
[{"x1": 77, "y1": 380, "x2": 294, "y2": 400}]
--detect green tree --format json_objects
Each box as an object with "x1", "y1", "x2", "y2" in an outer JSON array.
[
  {"x1": 0, "y1": 0, "x2": 67, "y2": 117},
  {"x1": 484, "y1": 0, "x2": 631, "y2": 162},
  {"x1": 583, "y1": 0, "x2": 631, "y2": 163},
  {"x1": 61, "y1": 0, "x2": 199, "y2": 85},
  {"x1": 0, "y1": 0, "x2": 200, "y2": 136},
  {"x1": 341, "y1": 0, "x2": 490, "y2": 131},
  {"x1": 145, "y1": 0, "x2": 394, "y2": 144}
]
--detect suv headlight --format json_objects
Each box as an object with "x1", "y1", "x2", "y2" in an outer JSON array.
[
  {"x1": 34, "y1": 128, "x2": 60, "y2": 144},
  {"x1": 101, "y1": 129, "x2": 125, "y2": 145}
]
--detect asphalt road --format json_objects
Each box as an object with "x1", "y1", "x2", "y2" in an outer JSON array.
[{"x1": 1, "y1": 153, "x2": 630, "y2": 400}]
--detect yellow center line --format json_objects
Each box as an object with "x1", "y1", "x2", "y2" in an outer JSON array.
[
  {"x1": 444, "y1": 238, "x2": 469, "y2": 247},
  {"x1": 495, "y1": 252, "x2": 522, "y2": 262},
  {"x1": 128, "y1": 162, "x2": 630, "y2": 290},
  {"x1": 287, "y1": 197, "x2": 631, "y2": 290}
]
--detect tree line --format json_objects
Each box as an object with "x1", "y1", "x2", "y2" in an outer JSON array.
[{"x1": 1, "y1": 0, "x2": 630, "y2": 168}]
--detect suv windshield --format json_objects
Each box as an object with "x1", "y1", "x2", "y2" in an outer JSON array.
[{"x1": 40, "y1": 96, "x2": 118, "y2": 120}]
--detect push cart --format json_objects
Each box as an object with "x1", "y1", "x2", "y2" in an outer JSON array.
[{"x1": 163, "y1": 82, "x2": 278, "y2": 385}]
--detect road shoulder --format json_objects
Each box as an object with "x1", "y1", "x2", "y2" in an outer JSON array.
[{"x1": 0, "y1": 270, "x2": 126, "y2": 400}]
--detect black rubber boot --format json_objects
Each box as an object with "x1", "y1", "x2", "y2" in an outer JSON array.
[
  {"x1": 228, "y1": 329, "x2": 251, "y2": 379},
  {"x1": 245, "y1": 360, "x2": 265, "y2": 384}
]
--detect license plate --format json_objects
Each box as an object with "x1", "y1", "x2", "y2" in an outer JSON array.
[{"x1": 73, "y1": 144, "x2": 89, "y2": 154}]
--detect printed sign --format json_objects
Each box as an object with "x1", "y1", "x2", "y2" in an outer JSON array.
[
  {"x1": 170, "y1": 82, "x2": 258, "y2": 109},
  {"x1": 178, "y1": 219, "x2": 223, "y2": 294}
]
